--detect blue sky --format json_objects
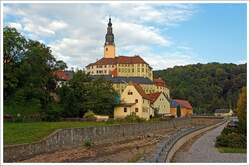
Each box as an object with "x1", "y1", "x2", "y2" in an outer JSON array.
[{"x1": 3, "y1": 3, "x2": 247, "y2": 70}]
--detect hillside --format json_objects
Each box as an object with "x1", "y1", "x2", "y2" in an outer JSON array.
[{"x1": 154, "y1": 63, "x2": 246, "y2": 114}]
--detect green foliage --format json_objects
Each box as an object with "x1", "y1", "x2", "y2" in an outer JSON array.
[
  {"x1": 215, "y1": 132, "x2": 246, "y2": 148},
  {"x1": 217, "y1": 147, "x2": 246, "y2": 153},
  {"x1": 236, "y1": 87, "x2": 246, "y2": 135},
  {"x1": 83, "y1": 138, "x2": 92, "y2": 147},
  {"x1": 124, "y1": 113, "x2": 146, "y2": 123},
  {"x1": 83, "y1": 111, "x2": 96, "y2": 121},
  {"x1": 3, "y1": 27, "x2": 67, "y2": 120},
  {"x1": 4, "y1": 99, "x2": 41, "y2": 122},
  {"x1": 3, "y1": 27, "x2": 27, "y2": 100},
  {"x1": 59, "y1": 70, "x2": 118, "y2": 118},
  {"x1": 154, "y1": 63, "x2": 246, "y2": 114},
  {"x1": 41, "y1": 104, "x2": 63, "y2": 122},
  {"x1": 176, "y1": 105, "x2": 181, "y2": 117}
]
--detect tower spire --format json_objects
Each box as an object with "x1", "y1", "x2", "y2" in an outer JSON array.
[
  {"x1": 105, "y1": 17, "x2": 115, "y2": 46},
  {"x1": 104, "y1": 17, "x2": 116, "y2": 58}
]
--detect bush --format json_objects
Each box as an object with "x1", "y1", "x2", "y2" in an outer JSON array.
[
  {"x1": 41, "y1": 104, "x2": 63, "y2": 122},
  {"x1": 84, "y1": 138, "x2": 92, "y2": 148},
  {"x1": 83, "y1": 111, "x2": 96, "y2": 121},
  {"x1": 216, "y1": 132, "x2": 246, "y2": 148},
  {"x1": 221, "y1": 127, "x2": 239, "y2": 135},
  {"x1": 124, "y1": 113, "x2": 146, "y2": 123}
]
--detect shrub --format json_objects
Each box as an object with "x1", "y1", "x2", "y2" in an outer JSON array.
[
  {"x1": 83, "y1": 111, "x2": 96, "y2": 121},
  {"x1": 124, "y1": 113, "x2": 146, "y2": 123},
  {"x1": 84, "y1": 138, "x2": 92, "y2": 147},
  {"x1": 41, "y1": 104, "x2": 62, "y2": 122},
  {"x1": 216, "y1": 132, "x2": 246, "y2": 148}
]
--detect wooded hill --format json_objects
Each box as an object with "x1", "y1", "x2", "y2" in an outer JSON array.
[{"x1": 154, "y1": 63, "x2": 246, "y2": 114}]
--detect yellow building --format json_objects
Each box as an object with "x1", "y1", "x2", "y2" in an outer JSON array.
[
  {"x1": 214, "y1": 109, "x2": 233, "y2": 117},
  {"x1": 114, "y1": 83, "x2": 154, "y2": 120},
  {"x1": 148, "y1": 92, "x2": 171, "y2": 116},
  {"x1": 170, "y1": 99, "x2": 193, "y2": 117},
  {"x1": 85, "y1": 18, "x2": 171, "y2": 120}
]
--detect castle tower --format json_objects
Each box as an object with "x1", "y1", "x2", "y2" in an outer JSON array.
[{"x1": 104, "y1": 17, "x2": 115, "y2": 58}]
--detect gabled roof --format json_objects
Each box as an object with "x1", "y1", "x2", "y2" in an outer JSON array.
[
  {"x1": 132, "y1": 83, "x2": 151, "y2": 100},
  {"x1": 86, "y1": 55, "x2": 150, "y2": 67},
  {"x1": 171, "y1": 99, "x2": 192, "y2": 109},
  {"x1": 153, "y1": 77, "x2": 166, "y2": 87},
  {"x1": 91, "y1": 75, "x2": 153, "y2": 84},
  {"x1": 147, "y1": 92, "x2": 161, "y2": 103},
  {"x1": 54, "y1": 70, "x2": 70, "y2": 81}
]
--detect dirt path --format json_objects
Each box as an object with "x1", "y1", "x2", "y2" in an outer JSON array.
[{"x1": 172, "y1": 123, "x2": 247, "y2": 163}]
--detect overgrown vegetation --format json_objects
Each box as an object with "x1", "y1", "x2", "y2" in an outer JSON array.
[
  {"x1": 4, "y1": 27, "x2": 118, "y2": 121},
  {"x1": 83, "y1": 111, "x2": 96, "y2": 121},
  {"x1": 215, "y1": 86, "x2": 247, "y2": 152},
  {"x1": 154, "y1": 63, "x2": 246, "y2": 114},
  {"x1": 83, "y1": 138, "x2": 92, "y2": 148},
  {"x1": 217, "y1": 147, "x2": 246, "y2": 153}
]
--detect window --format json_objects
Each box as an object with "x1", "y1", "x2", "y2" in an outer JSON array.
[
  {"x1": 135, "y1": 99, "x2": 138, "y2": 103},
  {"x1": 106, "y1": 48, "x2": 108, "y2": 51},
  {"x1": 135, "y1": 108, "x2": 139, "y2": 112},
  {"x1": 124, "y1": 107, "x2": 127, "y2": 112},
  {"x1": 132, "y1": 69, "x2": 134, "y2": 72},
  {"x1": 128, "y1": 91, "x2": 133, "y2": 95},
  {"x1": 104, "y1": 65, "x2": 106, "y2": 68}
]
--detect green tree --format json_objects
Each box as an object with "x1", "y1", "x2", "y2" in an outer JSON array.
[
  {"x1": 154, "y1": 63, "x2": 246, "y2": 114},
  {"x1": 3, "y1": 27, "x2": 67, "y2": 120},
  {"x1": 59, "y1": 70, "x2": 118, "y2": 117},
  {"x1": 236, "y1": 86, "x2": 247, "y2": 135},
  {"x1": 176, "y1": 105, "x2": 181, "y2": 117},
  {"x1": 3, "y1": 27, "x2": 27, "y2": 100}
]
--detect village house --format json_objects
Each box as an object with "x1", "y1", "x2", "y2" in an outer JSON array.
[
  {"x1": 170, "y1": 99, "x2": 193, "y2": 117},
  {"x1": 148, "y1": 92, "x2": 171, "y2": 116},
  {"x1": 114, "y1": 83, "x2": 154, "y2": 120},
  {"x1": 214, "y1": 109, "x2": 233, "y2": 117}
]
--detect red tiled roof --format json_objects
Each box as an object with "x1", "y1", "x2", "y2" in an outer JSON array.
[
  {"x1": 86, "y1": 55, "x2": 148, "y2": 67},
  {"x1": 174, "y1": 99, "x2": 192, "y2": 109},
  {"x1": 111, "y1": 68, "x2": 117, "y2": 77},
  {"x1": 54, "y1": 70, "x2": 70, "y2": 81},
  {"x1": 154, "y1": 78, "x2": 166, "y2": 87},
  {"x1": 147, "y1": 92, "x2": 161, "y2": 103},
  {"x1": 132, "y1": 83, "x2": 151, "y2": 100}
]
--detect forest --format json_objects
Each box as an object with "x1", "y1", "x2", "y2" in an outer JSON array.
[{"x1": 154, "y1": 63, "x2": 246, "y2": 114}]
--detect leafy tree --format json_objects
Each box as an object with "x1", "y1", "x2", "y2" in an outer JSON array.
[
  {"x1": 236, "y1": 86, "x2": 247, "y2": 135},
  {"x1": 4, "y1": 27, "x2": 67, "y2": 119},
  {"x1": 59, "y1": 70, "x2": 118, "y2": 117},
  {"x1": 176, "y1": 105, "x2": 181, "y2": 117},
  {"x1": 154, "y1": 63, "x2": 246, "y2": 114},
  {"x1": 3, "y1": 27, "x2": 27, "y2": 100}
]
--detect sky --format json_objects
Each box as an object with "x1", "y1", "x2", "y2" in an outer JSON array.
[{"x1": 3, "y1": 3, "x2": 247, "y2": 70}]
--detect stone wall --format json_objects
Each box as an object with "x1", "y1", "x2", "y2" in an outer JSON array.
[{"x1": 4, "y1": 117, "x2": 222, "y2": 162}]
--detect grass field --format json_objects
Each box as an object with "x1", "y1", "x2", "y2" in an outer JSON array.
[
  {"x1": 217, "y1": 147, "x2": 246, "y2": 153},
  {"x1": 4, "y1": 121, "x2": 117, "y2": 145}
]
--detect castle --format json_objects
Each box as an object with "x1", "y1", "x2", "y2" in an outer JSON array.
[{"x1": 86, "y1": 18, "x2": 171, "y2": 120}]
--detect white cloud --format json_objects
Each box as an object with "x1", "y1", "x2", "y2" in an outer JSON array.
[
  {"x1": 8, "y1": 22, "x2": 22, "y2": 31},
  {"x1": 3, "y1": 3, "x2": 197, "y2": 69},
  {"x1": 48, "y1": 20, "x2": 68, "y2": 31}
]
